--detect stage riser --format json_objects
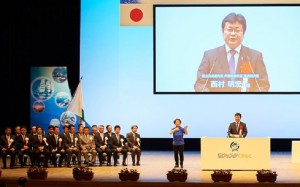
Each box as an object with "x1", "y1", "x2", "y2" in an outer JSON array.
[{"x1": 2, "y1": 180, "x2": 300, "y2": 187}]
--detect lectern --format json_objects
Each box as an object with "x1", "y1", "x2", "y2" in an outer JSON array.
[{"x1": 201, "y1": 138, "x2": 270, "y2": 170}]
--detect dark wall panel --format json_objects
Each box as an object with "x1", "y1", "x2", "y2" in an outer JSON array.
[{"x1": 4, "y1": 0, "x2": 80, "y2": 133}]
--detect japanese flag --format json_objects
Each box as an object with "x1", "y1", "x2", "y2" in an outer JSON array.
[{"x1": 120, "y1": 4, "x2": 153, "y2": 26}]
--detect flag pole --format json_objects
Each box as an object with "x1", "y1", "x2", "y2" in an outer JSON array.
[
  {"x1": 79, "y1": 76, "x2": 85, "y2": 126},
  {"x1": 66, "y1": 76, "x2": 86, "y2": 127}
]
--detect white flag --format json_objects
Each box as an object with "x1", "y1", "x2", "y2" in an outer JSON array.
[{"x1": 67, "y1": 79, "x2": 84, "y2": 121}]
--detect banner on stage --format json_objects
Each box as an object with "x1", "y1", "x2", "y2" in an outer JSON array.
[{"x1": 30, "y1": 66, "x2": 80, "y2": 132}]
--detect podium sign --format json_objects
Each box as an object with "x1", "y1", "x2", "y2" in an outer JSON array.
[
  {"x1": 201, "y1": 138, "x2": 270, "y2": 170},
  {"x1": 292, "y1": 141, "x2": 300, "y2": 163}
]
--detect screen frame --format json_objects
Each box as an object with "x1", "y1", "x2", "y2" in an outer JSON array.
[{"x1": 153, "y1": 3, "x2": 300, "y2": 94}]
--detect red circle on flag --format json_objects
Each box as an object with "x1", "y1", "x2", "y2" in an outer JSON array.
[{"x1": 130, "y1": 8, "x2": 143, "y2": 22}]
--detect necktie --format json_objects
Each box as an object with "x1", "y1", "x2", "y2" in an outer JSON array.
[
  {"x1": 70, "y1": 134, "x2": 73, "y2": 142},
  {"x1": 7, "y1": 136, "x2": 10, "y2": 145},
  {"x1": 39, "y1": 135, "x2": 42, "y2": 142},
  {"x1": 116, "y1": 134, "x2": 119, "y2": 143},
  {"x1": 23, "y1": 135, "x2": 25, "y2": 142},
  {"x1": 229, "y1": 50, "x2": 236, "y2": 79},
  {"x1": 236, "y1": 122, "x2": 239, "y2": 132},
  {"x1": 55, "y1": 135, "x2": 58, "y2": 144}
]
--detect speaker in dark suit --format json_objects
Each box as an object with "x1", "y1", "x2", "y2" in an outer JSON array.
[
  {"x1": 194, "y1": 12, "x2": 270, "y2": 92},
  {"x1": 227, "y1": 113, "x2": 248, "y2": 138}
]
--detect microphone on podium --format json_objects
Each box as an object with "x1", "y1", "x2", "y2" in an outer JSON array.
[{"x1": 246, "y1": 56, "x2": 262, "y2": 92}]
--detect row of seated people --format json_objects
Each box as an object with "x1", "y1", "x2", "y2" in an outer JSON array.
[{"x1": 0, "y1": 124, "x2": 141, "y2": 169}]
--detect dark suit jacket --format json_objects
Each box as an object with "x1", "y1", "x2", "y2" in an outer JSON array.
[
  {"x1": 95, "y1": 133, "x2": 108, "y2": 148},
  {"x1": 32, "y1": 135, "x2": 50, "y2": 150},
  {"x1": 104, "y1": 132, "x2": 114, "y2": 148},
  {"x1": 126, "y1": 132, "x2": 141, "y2": 148},
  {"x1": 0, "y1": 134, "x2": 16, "y2": 150},
  {"x1": 194, "y1": 45, "x2": 270, "y2": 92},
  {"x1": 227, "y1": 121, "x2": 248, "y2": 138},
  {"x1": 111, "y1": 134, "x2": 126, "y2": 149},
  {"x1": 104, "y1": 132, "x2": 114, "y2": 137},
  {"x1": 49, "y1": 134, "x2": 65, "y2": 151},
  {"x1": 64, "y1": 133, "x2": 81, "y2": 149},
  {"x1": 16, "y1": 134, "x2": 32, "y2": 150}
]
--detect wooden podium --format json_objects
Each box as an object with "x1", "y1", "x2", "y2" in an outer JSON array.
[
  {"x1": 292, "y1": 141, "x2": 300, "y2": 163},
  {"x1": 201, "y1": 138, "x2": 270, "y2": 170}
]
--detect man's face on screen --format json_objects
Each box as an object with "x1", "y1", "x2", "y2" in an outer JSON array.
[{"x1": 223, "y1": 21, "x2": 244, "y2": 49}]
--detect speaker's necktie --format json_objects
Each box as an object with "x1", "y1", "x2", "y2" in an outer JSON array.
[{"x1": 229, "y1": 50, "x2": 236, "y2": 80}]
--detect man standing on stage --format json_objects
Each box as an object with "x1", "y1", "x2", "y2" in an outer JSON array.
[{"x1": 227, "y1": 112, "x2": 248, "y2": 138}]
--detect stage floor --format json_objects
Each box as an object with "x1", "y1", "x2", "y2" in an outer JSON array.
[{"x1": 1, "y1": 151, "x2": 300, "y2": 186}]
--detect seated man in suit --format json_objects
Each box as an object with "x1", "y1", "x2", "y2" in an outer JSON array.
[
  {"x1": 227, "y1": 112, "x2": 248, "y2": 138},
  {"x1": 30, "y1": 125, "x2": 37, "y2": 136},
  {"x1": 126, "y1": 125, "x2": 141, "y2": 166},
  {"x1": 49, "y1": 126, "x2": 66, "y2": 167},
  {"x1": 46, "y1": 125, "x2": 54, "y2": 139},
  {"x1": 95, "y1": 124, "x2": 112, "y2": 166},
  {"x1": 62, "y1": 125, "x2": 69, "y2": 136},
  {"x1": 16, "y1": 126, "x2": 34, "y2": 167},
  {"x1": 0, "y1": 127, "x2": 16, "y2": 169},
  {"x1": 77, "y1": 126, "x2": 84, "y2": 138},
  {"x1": 104, "y1": 125, "x2": 115, "y2": 140},
  {"x1": 32, "y1": 126, "x2": 50, "y2": 167},
  {"x1": 80, "y1": 127, "x2": 96, "y2": 166},
  {"x1": 111, "y1": 125, "x2": 127, "y2": 166},
  {"x1": 14, "y1": 126, "x2": 21, "y2": 137},
  {"x1": 65, "y1": 124, "x2": 81, "y2": 167}
]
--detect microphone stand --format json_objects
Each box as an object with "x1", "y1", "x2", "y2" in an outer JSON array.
[
  {"x1": 201, "y1": 60, "x2": 216, "y2": 92},
  {"x1": 246, "y1": 56, "x2": 261, "y2": 92}
]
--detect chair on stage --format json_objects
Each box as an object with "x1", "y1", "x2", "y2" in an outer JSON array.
[
  {"x1": 16, "y1": 154, "x2": 31, "y2": 167},
  {"x1": 2, "y1": 152, "x2": 17, "y2": 169},
  {"x1": 51, "y1": 153, "x2": 64, "y2": 167}
]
